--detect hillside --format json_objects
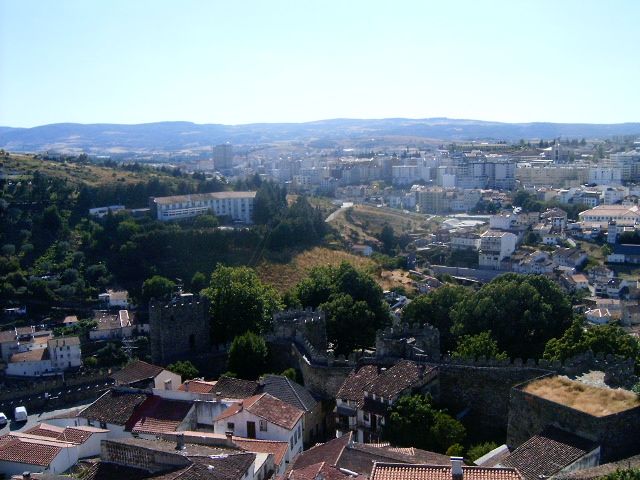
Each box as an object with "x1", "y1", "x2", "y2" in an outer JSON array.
[{"x1": 2, "y1": 118, "x2": 640, "y2": 153}]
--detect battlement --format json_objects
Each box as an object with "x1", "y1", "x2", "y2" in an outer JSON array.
[
  {"x1": 270, "y1": 308, "x2": 327, "y2": 352},
  {"x1": 149, "y1": 293, "x2": 204, "y2": 310}
]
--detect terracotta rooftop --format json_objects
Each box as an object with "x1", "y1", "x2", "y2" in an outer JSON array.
[
  {"x1": 336, "y1": 365, "x2": 379, "y2": 405},
  {"x1": 25, "y1": 423, "x2": 107, "y2": 444},
  {"x1": 179, "y1": 379, "x2": 217, "y2": 394},
  {"x1": 370, "y1": 463, "x2": 523, "y2": 480},
  {"x1": 367, "y1": 360, "x2": 434, "y2": 399},
  {"x1": 126, "y1": 396, "x2": 193, "y2": 435},
  {"x1": 10, "y1": 348, "x2": 49, "y2": 362},
  {"x1": 0, "y1": 330, "x2": 16, "y2": 342},
  {"x1": 233, "y1": 437, "x2": 289, "y2": 466},
  {"x1": 47, "y1": 336, "x2": 81, "y2": 348},
  {"x1": 291, "y1": 433, "x2": 451, "y2": 477},
  {"x1": 289, "y1": 461, "x2": 367, "y2": 480},
  {"x1": 111, "y1": 360, "x2": 165, "y2": 385},
  {"x1": 78, "y1": 389, "x2": 148, "y2": 426},
  {"x1": 501, "y1": 427, "x2": 598, "y2": 480},
  {"x1": 0, "y1": 434, "x2": 68, "y2": 467},
  {"x1": 214, "y1": 376, "x2": 260, "y2": 399},
  {"x1": 215, "y1": 393, "x2": 304, "y2": 430}
]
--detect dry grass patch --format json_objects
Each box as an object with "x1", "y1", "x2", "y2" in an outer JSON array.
[
  {"x1": 524, "y1": 376, "x2": 639, "y2": 416},
  {"x1": 257, "y1": 247, "x2": 376, "y2": 294}
]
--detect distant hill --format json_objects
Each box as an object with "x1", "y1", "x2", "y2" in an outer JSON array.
[{"x1": 1, "y1": 118, "x2": 639, "y2": 153}]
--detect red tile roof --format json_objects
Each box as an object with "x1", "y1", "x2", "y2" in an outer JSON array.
[
  {"x1": 0, "y1": 434, "x2": 65, "y2": 467},
  {"x1": 233, "y1": 437, "x2": 289, "y2": 466},
  {"x1": 126, "y1": 396, "x2": 193, "y2": 435},
  {"x1": 78, "y1": 389, "x2": 148, "y2": 426},
  {"x1": 370, "y1": 463, "x2": 523, "y2": 480},
  {"x1": 214, "y1": 376, "x2": 260, "y2": 399},
  {"x1": 336, "y1": 365, "x2": 379, "y2": 405},
  {"x1": 111, "y1": 360, "x2": 165, "y2": 385},
  {"x1": 179, "y1": 379, "x2": 217, "y2": 394},
  {"x1": 25, "y1": 423, "x2": 107, "y2": 444},
  {"x1": 10, "y1": 348, "x2": 49, "y2": 362},
  {"x1": 0, "y1": 330, "x2": 16, "y2": 343},
  {"x1": 501, "y1": 427, "x2": 598, "y2": 480},
  {"x1": 289, "y1": 462, "x2": 367, "y2": 480},
  {"x1": 292, "y1": 432, "x2": 352, "y2": 470},
  {"x1": 367, "y1": 361, "x2": 434, "y2": 399}
]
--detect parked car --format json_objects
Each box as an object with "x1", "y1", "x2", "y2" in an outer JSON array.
[
  {"x1": 0, "y1": 412, "x2": 7, "y2": 427},
  {"x1": 14, "y1": 406, "x2": 27, "y2": 422}
]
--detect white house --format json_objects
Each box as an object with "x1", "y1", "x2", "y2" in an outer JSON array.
[
  {"x1": 450, "y1": 231, "x2": 481, "y2": 251},
  {"x1": 0, "y1": 432, "x2": 79, "y2": 475},
  {"x1": 479, "y1": 230, "x2": 517, "y2": 270},
  {"x1": 89, "y1": 310, "x2": 134, "y2": 340},
  {"x1": 48, "y1": 336, "x2": 82, "y2": 370},
  {"x1": 76, "y1": 389, "x2": 148, "y2": 439},
  {"x1": 24, "y1": 423, "x2": 109, "y2": 459},
  {"x1": 98, "y1": 289, "x2": 129, "y2": 309},
  {"x1": 213, "y1": 393, "x2": 305, "y2": 462}
]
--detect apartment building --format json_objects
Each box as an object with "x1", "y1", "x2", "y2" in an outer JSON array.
[
  {"x1": 479, "y1": 230, "x2": 517, "y2": 269},
  {"x1": 152, "y1": 191, "x2": 256, "y2": 223}
]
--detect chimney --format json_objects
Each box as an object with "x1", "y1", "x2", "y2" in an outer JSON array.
[
  {"x1": 451, "y1": 457, "x2": 463, "y2": 480},
  {"x1": 164, "y1": 379, "x2": 172, "y2": 391},
  {"x1": 22, "y1": 473, "x2": 31, "y2": 480},
  {"x1": 176, "y1": 433, "x2": 185, "y2": 450},
  {"x1": 225, "y1": 430, "x2": 234, "y2": 447},
  {"x1": 216, "y1": 391, "x2": 222, "y2": 402}
]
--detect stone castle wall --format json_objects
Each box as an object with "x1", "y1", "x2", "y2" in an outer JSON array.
[{"x1": 507, "y1": 378, "x2": 640, "y2": 462}]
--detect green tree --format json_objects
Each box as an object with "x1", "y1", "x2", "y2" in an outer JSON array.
[
  {"x1": 203, "y1": 265, "x2": 282, "y2": 342},
  {"x1": 467, "y1": 442, "x2": 499, "y2": 462},
  {"x1": 384, "y1": 394, "x2": 465, "y2": 453},
  {"x1": 600, "y1": 469, "x2": 640, "y2": 480},
  {"x1": 190, "y1": 271, "x2": 208, "y2": 293},
  {"x1": 227, "y1": 331, "x2": 269, "y2": 380},
  {"x1": 167, "y1": 360, "x2": 199, "y2": 380},
  {"x1": 451, "y1": 274, "x2": 573, "y2": 359},
  {"x1": 544, "y1": 319, "x2": 640, "y2": 367},
  {"x1": 452, "y1": 331, "x2": 508, "y2": 361},
  {"x1": 294, "y1": 262, "x2": 390, "y2": 353},
  {"x1": 141, "y1": 275, "x2": 176, "y2": 305},
  {"x1": 378, "y1": 224, "x2": 396, "y2": 254},
  {"x1": 320, "y1": 293, "x2": 376, "y2": 355},
  {"x1": 402, "y1": 285, "x2": 468, "y2": 352}
]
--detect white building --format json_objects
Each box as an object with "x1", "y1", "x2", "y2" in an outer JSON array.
[
  {"x1": 0, "y1": 433, "x2": 79, "y2": 475},
  {"x1": 48, "y1": 336, "x2": 82, "y2": 371},
  {"x1": 98, "y1": 289, "x2": 129, "y2": 309},
  {"x1": 450, "y1": 232, "x2": 481, "y2": 251},
  {"x1": 6, "y1": 336, "x2": 81, "y2": 377},
  {"x1": 89, "y1": 205, "x2": 125, "y2": 217},
  {"x1": 578, "y1": 205, "x2": 640, "y2": 228},
  {"x1": 153, "y1": 191, "x2": 256, "y2": 223},
  {"x1": 588, "y1": 167, "x2": 622, "y2": 185},
  {"x1": 213, "y1": 393, "x2": 304, "y2": 461},
  {"x1": 89, "y1": 310, "x2": 134, "y2": 341},
  {"x1": 479, "y1": 230, "x2": 517, "y2": 269}
]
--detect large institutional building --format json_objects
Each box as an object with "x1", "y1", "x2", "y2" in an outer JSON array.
[{"x1": 151, "y1": 191, "x2": 256, "y2": 222}]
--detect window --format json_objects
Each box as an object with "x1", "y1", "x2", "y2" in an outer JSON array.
[
  {"x1": 259, "y1": 419, "x2": 267, "y2": 432},
  {"x1": 227, "y1": 422, "x2": 235, "y2": 430},
  {"x1": 290, "y1": 438, "x2": 294, "y2": 449},
  {"x1": 100, "y1": 421, "x2": 107, "y2": 429},
  {"x1": 363, "y1": 413, "x2": 369, "y2": 422}
]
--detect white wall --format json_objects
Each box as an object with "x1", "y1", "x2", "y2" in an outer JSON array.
[
  {"x1": 213, "y1": 409, "x2": 304, "y2": 461},
  {"x1": 154, "y1": 370, "x2": 182, "y2": 390}
]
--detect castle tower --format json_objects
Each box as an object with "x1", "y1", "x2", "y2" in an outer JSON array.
[{"x1": 149, "y1": 293, "x2": 211, "y2": 364}]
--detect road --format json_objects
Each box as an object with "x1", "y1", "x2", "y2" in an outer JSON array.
[
  {"x1": 325, "y1": 202, "x2": 353, "y2": 222},
  {"x1": 0, "y1": 401, "x2": 93, "y2": 435}
]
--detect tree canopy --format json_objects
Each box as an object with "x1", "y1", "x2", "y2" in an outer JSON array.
[
  {"x1": 141, "y1": 275, "x2": 176, "y2": 306},
  {"x1": 451, "y1": 331, "x2": 508, "y2": 361},
  {"x1": 167, "y1": 360, "x2": 199, "y2": 380},
  {"x1": 292, "y1": 262, "x2": 390, "y2": 354},
  {"x1": 402, "y1": 285, "x2": 468, "y2": 352},
  {"x1": 202, "y1": 265, "x2": 282, "y2": 342},
  {"x1": 451, "y1": 274, "x2": 573, "y2": 359},
  {"x1": 544, "y1": 319, "x2": 640, "y2": 367},
  {"x1": 227, "y1": 331, "x2": 269, "y2": 380},
  {"x1": 384, "y1": 394, "x2": 465, "y2": 453}
]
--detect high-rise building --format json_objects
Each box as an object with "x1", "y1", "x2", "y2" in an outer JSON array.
[{"x1": 213, "y1": 143, "x2": 234, "y2": 171}]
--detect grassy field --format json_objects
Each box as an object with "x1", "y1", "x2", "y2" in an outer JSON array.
[
  {"x1": 328, "y1": 203, "x2": 438, "y2": 245},
  {"x1": 1, "y1": 153, "x2": 180, "y2": 187},
  {"x1": 256, "y1": 246, "x2": 415, "y2": 294},
  {"x1": 524, "y1": 376, "x2": 639, "y2": 416}
]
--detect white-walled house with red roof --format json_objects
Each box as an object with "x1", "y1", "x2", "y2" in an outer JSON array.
[{"x1": 213, "y1": 393, "x2": 305, "y2": 462}]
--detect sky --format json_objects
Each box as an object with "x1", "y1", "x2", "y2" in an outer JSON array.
[{"x1": 1, "y1": 0, "x2": 639, "y2": 127}]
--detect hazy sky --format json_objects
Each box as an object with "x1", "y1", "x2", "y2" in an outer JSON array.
[{"x1": 1, "y1": 0, "x2": 639, "y2": 127}]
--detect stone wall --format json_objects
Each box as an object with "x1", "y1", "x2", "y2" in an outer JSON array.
[
  {"x1": 149, "y1": 294, "x2": 210, "y2": 364},
  {"x1": 101, "y1": 439, "x2": 190, "y2": 472},
  {"x1": 507, "y1": 378, "x2": 640, "y2": 462},
  {"x1": 272, "y1": 309, "x2": 327, "y2": 351},
  {"x1": 292, "y1": 343, "x2": 353, "y2": 399}
]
